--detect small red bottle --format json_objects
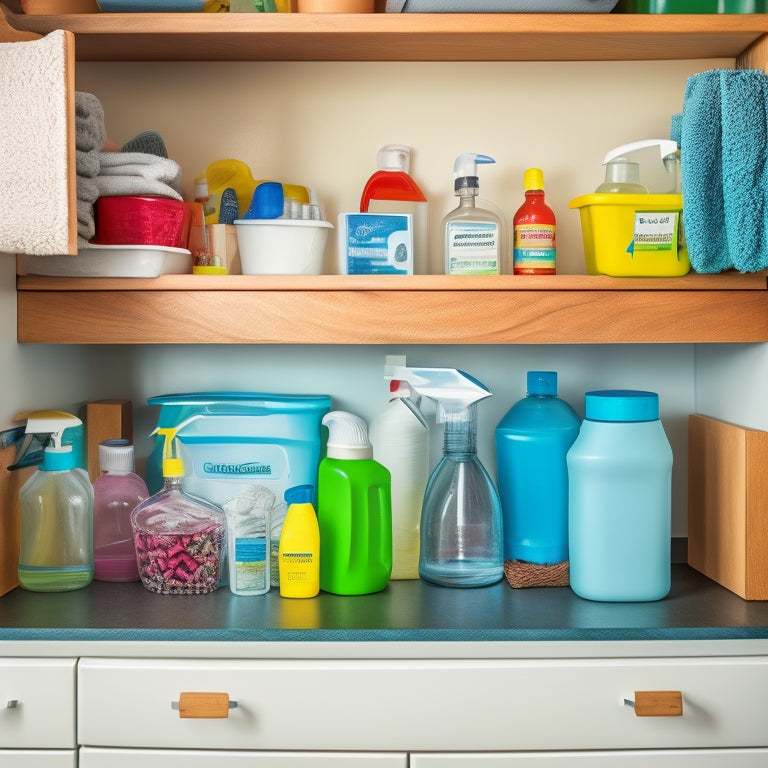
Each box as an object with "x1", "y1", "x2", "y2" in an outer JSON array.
[{"x1": 513, "y1": 168, "x2": 556, "y2": 275}]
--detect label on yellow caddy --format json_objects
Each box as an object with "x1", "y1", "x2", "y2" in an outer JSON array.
[{"x1": 632, "y1": 212, "x2": 679, "y2": 255}]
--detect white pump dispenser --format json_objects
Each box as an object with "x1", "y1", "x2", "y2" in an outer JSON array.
[
  {"x1": 602, "y1": 139, "x2": 680, "y2": 194},
  {"x1": 443, "y1": 153, "x2": 505, "y2": 276},
  {"x1": 384, "y1": 365, "x2": 503, "y2": 588}
]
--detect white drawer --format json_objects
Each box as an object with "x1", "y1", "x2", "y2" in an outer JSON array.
[
  {"x1": 411, "y1": 749, "x2": 768, "y2": 767},
  {"x1": 78, "y1": 656, "x2": 768, "y2": 751},
  {"x1": 0, "y1": 750, "x2": 77, "y2": 768},
  {"x1": 80, "y1": 748, "x2": 407, "y2": 767},
  {"x1": 0, "y1": 658, "x2": 77, "y2": 748}
]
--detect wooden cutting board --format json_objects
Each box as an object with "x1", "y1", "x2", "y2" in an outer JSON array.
[{"x1": 0, "y1": 444, "x2": 34, "y2": 597}]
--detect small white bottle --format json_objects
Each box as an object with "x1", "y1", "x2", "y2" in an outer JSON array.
[
  {"x1": 370, "y1": 371, "x2": 429, "y2": 580},
  {"x1": 443, "y1": 153, "x2": 505, "y2": 275}
]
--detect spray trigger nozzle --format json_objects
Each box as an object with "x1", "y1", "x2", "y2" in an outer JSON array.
[
  {"x1": 153, "y1": 426, "x2": 185, "y2": 478},
  {"x1": 384, "y1": 365, "x2": 491, "y2": 423}
]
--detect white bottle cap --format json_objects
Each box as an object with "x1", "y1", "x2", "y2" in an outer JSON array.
[
  {"x1": 323, "y1": 411, "x2": 373, "y2": 460},
  {"x1": 377, "y1": 144, "x2": 411, "y2": 173},
  {"x1": 98, "y1": 439, "x2": 135, "y2": 473}
]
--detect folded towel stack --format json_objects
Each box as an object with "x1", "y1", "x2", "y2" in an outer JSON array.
[
  {"x1": 75, "y1": 92, "x2": 106, "y2": 249},
  {"x1": 681, "y1": 68, "x2": 768, "y2": 274},
  {"x1": 94, "y1": 151, "x2": 183, "y2": 202}
]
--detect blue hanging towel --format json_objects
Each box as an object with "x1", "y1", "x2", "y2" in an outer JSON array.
[
  {"x1": 681, "y1": 70, "x2": 731, "y2": 273},
  {"x1": 721, "y1": 70, "x2": 768, "y2": 273},
  {"x1": 681, "y1": 68, "x2": 768, "y2": 274}
]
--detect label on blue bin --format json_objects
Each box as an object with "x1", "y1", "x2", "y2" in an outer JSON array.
[{"x1": 631, "y1": 211, "x2": 679, "y2": 255}]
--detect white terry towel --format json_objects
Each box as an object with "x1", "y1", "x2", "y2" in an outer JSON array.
[
  {"x1": 94, "y1": 151, "x2": 183, "y2": 201},
  {"x1": 0, "y1": 29, "x2": 75, "y2": 255}
]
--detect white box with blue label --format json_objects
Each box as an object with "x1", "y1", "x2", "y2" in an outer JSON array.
[{"x1": 338, "y1": 212, "x2": 413, "y2": 274}]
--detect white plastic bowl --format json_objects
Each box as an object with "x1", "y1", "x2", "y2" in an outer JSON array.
[{"x1": 234, "y1": 219, "x2": 333, "y2": 275}]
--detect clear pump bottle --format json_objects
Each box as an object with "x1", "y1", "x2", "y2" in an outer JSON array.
[
  {"x1": 595, "y1": 158, "x2": 648, "y2": 194},
  {"x1": 385, "y1": 365, "x2": 503, "y2": 588},
  {"x1": 443, "y1": 153, "x2": 505, "y2": 275},
  {"x1": 93, "y1": 438, "x2": 148, "y2": 582}
]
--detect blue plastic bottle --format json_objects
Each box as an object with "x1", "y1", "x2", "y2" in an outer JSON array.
[
  {"x1": 495, "y1": 371, "x2": 580, "y2": 565},
  {"x1": 566, "y1": 390, "x2": 673, "y2": 602}
]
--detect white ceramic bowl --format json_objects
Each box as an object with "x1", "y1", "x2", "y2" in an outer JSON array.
[{"x1": 234, "y1": 219, "x2": 333, "y2": 275}]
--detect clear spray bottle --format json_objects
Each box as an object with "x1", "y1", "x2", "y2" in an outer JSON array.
[
  {"x1": 443, "y1": 153, "x2": 505, "y2": 275},
  {"x1": 17, "y1": 411, "x2": 94, "y2": 592},
  {"x1": 384, "y1": 365, "x2": 503, "y2": 588}
]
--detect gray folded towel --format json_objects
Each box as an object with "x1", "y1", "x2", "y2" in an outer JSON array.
[
  {"x1": 74, "y1": 92, "x2": 106, "y2": 153},
  {"x1": 76, "y1": 149, "x2": 100, "y2": 179},
  {"x1": 94, "y1": 151, "x2": 183, "y2": 201},
  {"x1": 76, "y1": 175, "x2": 100, "y2": 246}
]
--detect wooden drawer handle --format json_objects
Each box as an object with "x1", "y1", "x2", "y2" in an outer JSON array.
[
  {"x1": 172, "y1": 692, "x2": 238, "y2": 718},
  {"x1": 624, "y1": 690, "x2": 683, "y2": 717}
]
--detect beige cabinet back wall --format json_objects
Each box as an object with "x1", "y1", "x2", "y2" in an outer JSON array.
[{"x1": 76, "y1": 59, "x2": 722, "y2": 275}]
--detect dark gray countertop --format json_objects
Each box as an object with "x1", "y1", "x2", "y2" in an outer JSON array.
[{"x1": 1, "y1": 565, "x2": 767, "y2": 644}]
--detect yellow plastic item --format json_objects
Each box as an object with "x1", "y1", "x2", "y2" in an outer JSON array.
[
  {"x1": 278, "y1": 486, "x2": 320, "y2": 598},
  {"x1": 569, "y1": 193, "x2": 689, "y2": 277},
  {"x1": 155, "y1": 427, "x2": 184, "y2": 478},
  {"x1": 204, "y1": 159, "x2": 311, "y2": 226}
]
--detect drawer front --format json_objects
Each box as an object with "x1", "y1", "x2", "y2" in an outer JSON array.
[
  {"x1": 411, "y1": 749, "x2": 768, "y2": 766},
  {"x1": 80, "y1": 748, "x2": 407, "y2": 767},
  {"x1": 78, "y1": 657, "x2": 768, "y2": 751},
  {"x1": 0, "y1": 659, "x2": 77, "y2": 748},
  {"x1": 1, "y1": 751, "x2": 77, "y2": 768}
]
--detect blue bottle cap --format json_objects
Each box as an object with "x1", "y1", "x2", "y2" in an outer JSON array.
[
  {"x1": 284, "y1": 484, "x2": 315, "y2": 505},
  {"x1": 585, "y1": 390, "x2": 659, "y2": 423},
  {"x1": 527, "y1": 371, "x2": 557, "y2": 396}
]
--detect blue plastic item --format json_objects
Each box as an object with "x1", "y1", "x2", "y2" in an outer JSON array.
[
  {"x1": 146, "y1": 392, "x2": 331, "y2": 493},
  {"x1": 495, "y1": 371, "x2": 580, "y2": 565},
  {"x1": 566, "y1": 390, "x2": 673, "y2": 602},
  {"x1": 244, "y1": 182, "x2": 284, "y2": 220}
]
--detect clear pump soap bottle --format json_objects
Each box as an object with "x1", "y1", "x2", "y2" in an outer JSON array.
[
  {"x1": 443, "y1": 152, "x2": 505, "y2": 275},
  {"x1": 385, "y1": 365, "x2": 503, "y2": 588}
]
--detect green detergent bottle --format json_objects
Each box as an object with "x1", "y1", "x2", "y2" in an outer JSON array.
[{"x1": 317, "y1": 411, "x2": 392, "y2": 595}]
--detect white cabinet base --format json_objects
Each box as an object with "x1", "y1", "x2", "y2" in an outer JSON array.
[
  {"x1": 1, "y1": 751, "x2": 77, "y2": 768},
  {"x1": 412, "y1": 750, "x2": 768, "y2": 767},
  {"x1": 80, "y1": 748, "x2": 407, "y2": 767}
]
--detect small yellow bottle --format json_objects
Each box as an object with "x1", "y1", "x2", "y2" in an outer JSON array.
[{"x1": 278, "y1": 484, "x2": 320, "y2": 598}]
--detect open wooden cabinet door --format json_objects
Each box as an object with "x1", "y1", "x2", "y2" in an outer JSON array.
[{"x1": 0, "y1": 5, "x2": 76, "y2": 256}]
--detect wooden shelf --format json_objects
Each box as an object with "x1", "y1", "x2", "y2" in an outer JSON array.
[
  {"x1": 5, "y1": 9, "x2": 768, "y2": 63},
  {"x1": 16, "y1": 272, "x2": 768, "y2": 344}
]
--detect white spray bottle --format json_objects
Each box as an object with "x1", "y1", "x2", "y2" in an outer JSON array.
[
  {"x1": 443, "y1": 152, "x2": 505, "y2": 276},
  {"x1": 384, "y1": 365, "x2": 503, "y2": 588},
  {"x1": 370, "y1": 355, "x2": 429, "y2": 580},
  {"x1": 17, "y1": 411, "x2": 94, "y2": 592}
]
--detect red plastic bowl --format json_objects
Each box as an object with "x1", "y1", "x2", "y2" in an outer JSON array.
[{"x1": 93, "y1": 196, "x2": 191, "y2": 249}]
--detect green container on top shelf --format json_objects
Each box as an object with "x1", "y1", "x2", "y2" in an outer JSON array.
[{"x1": 613, "y1": 0, "x2": 767, "y2": 11}]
